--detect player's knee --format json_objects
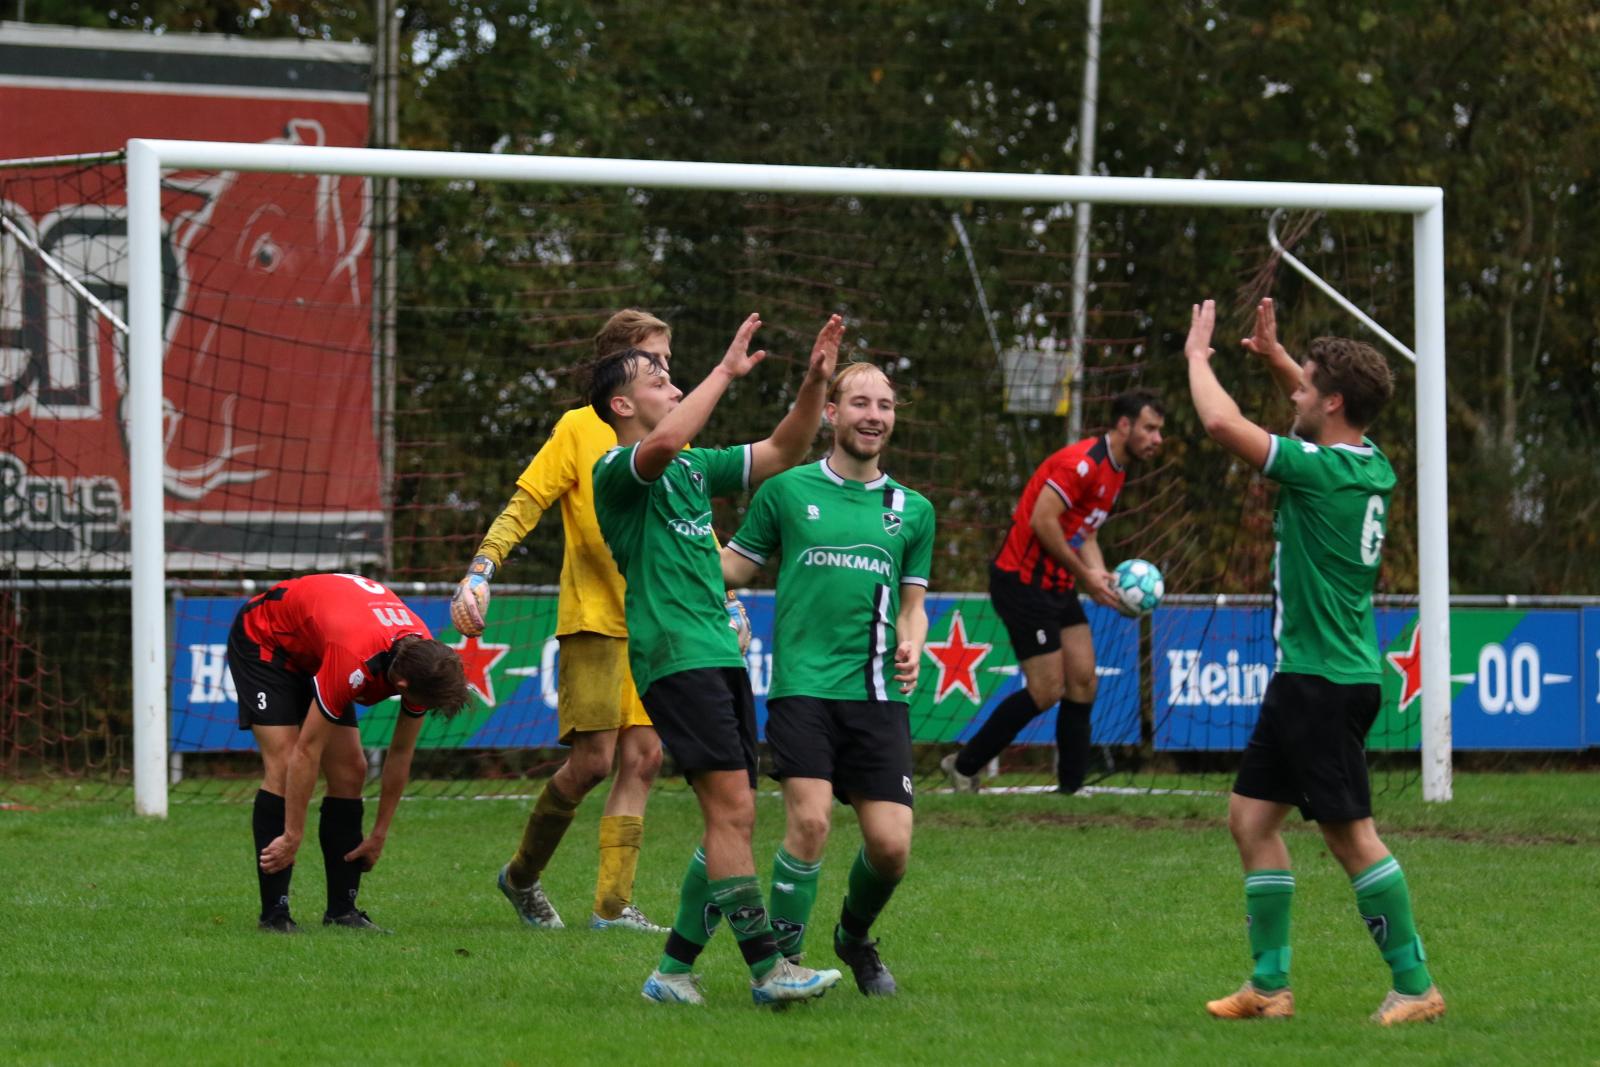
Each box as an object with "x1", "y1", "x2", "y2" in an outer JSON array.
[
  {"x1": 324, "y1": 752, "x2": 367, "y2": 796},
  {"x1": 1065, "y1": 673, "x2": 1097, "y2": 704},
  {"x1": 563, "y1": 754, "x2": 610, "y2": 795},
  {"x1": 789, "y1": 809, "x2": 831, "y2": 854},
  {"x1": 866, "y1": 836, "x2": 911, "y2": 880},
  {"x1": 1028, "y1": 677, "x2": 1065, "y2": 710},
  {"x1": 618, "y1": 735, "x2": 663, "y2": 784}
]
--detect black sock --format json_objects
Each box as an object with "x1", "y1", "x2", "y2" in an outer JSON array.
[
  {"x1": 253, "y1": 789, "x2": 293, "y2": 920},
  {"x1": 956, "y1": 688, "x2": 1049, "y2": 777},
  {"x1": 319, "y1": 796, "x2": 365, "y2": 918},
  {"x1": 1055, "y1": 700, "x2": 1094, "y2": 792}
]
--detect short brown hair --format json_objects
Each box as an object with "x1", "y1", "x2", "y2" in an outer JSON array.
[
  {"x1": 390, "y1": 636, "x2": 469, "y2": 716},
  {"x1": 827, "y1": 361, "x2": 896, "y2": 406},
  {"x1": 584, "y1": 347, "x2": 668, "y2": 427},
  {"x1": 1307, "y1": 337, "x2": 1394, "y2": 429},
  {"x1": 594, "y1": 309, "x2": 670, "y2": 358}
]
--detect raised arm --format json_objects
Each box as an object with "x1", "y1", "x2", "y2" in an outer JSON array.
[
  {"x1": 634, "y1": 314, "x2": 767, "y2": 481},
  {"x1": 1240, "y1": 297, "x2": 1305, "y2": 401},
  {"x1": 1186, "y1": 299, "x2": 1271, "y2": 470},
  {"x1": 749, "y1": 315, "x2": 844, "y2": 485}
]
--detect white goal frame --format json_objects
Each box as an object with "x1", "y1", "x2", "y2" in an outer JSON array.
[{"x1": 124, "y1": 139, "x2": 1452, "y2": 816}]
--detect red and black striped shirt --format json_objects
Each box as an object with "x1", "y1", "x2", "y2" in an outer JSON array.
[{"x1": 992, "y1": 435, "x2": 1125, "y2": 591}]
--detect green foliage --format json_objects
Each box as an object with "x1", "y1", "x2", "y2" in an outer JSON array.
[{"x1": 15, "y1": 0, "x2": 1600, "y2": 593}]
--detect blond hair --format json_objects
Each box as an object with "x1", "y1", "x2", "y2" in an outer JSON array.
[
  {"x1": 827, "y1": 361, "x2": 896, "y2": 406},
  {"x1": 593, "y1": 308, "x2": 671, "y2": 358}
]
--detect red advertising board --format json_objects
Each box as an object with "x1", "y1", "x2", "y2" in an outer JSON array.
[{"x1": 0, "y1": 24, "x2": 378, "y2": 570}]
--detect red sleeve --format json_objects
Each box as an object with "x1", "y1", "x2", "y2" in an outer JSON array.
[
  {"x1": 1042, "y1": 448, "x2": 1090, "y2": 509},
  {"x1": 311, "y1": 644, "x2": 365, "y2": 725}
]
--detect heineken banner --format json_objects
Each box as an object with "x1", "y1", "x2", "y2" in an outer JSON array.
[
  {"x1": 171, "y1": 593, "x2": 1590, "y2": 753},
  {"x1": 169, "y1": 591, "x2": 1139, "y2": 753}
]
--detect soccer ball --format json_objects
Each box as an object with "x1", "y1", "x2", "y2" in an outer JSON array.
[{"x1": 1112, "y1": 558, "x2": 1164, "y2": 616}]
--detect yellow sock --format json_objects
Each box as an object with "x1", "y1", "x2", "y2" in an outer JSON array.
[
  {"x1": 593, "y1": 814, "x2": 644, "y2": 919},
  {"x1": 506, "y1": 780, "x2": 579, "y2": 889}
]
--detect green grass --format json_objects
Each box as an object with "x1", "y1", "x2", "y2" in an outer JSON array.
[{"x1": 6, "y1": 774, "x2": 1600, "y2": 1065}]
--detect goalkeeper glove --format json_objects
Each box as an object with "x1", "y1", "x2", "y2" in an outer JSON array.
[{"x1": 451, "y1": 555, "x2": 496, "y2": 636}]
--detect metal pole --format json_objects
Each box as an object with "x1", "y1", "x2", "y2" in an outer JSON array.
[
  {"x1": 126, "y1": 141, "x2": 168, "y2": 818},
  {"x1": 371, "y1": 0, "x2": 400, "y2": 577},
  {"x1": 1064, "y1": 0, "x2": 1102, "y2": 434},
  {"x1": 1413, "y1": 202, "x2": 1452, "y2": 801}
]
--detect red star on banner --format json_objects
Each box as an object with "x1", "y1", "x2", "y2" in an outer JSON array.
[
  {"x1": 450, "y1": 634, "x2": 511, "y2": 706},
  {"x1": 923, "y1": 609, "x2": 990, "y2": 704},
  {"x1": 1385, "y1": 625, "x2": 1424, "y2": 711}
]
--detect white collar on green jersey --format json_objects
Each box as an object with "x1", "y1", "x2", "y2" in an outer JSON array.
[
  {"x1": 1329, "y1": 439, "x2": 1376, "y2": 456},
  {"x1": 819, "y1": 457, "x2": 888, "y2": 490}
]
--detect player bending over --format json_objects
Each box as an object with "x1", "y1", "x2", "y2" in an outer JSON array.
[
  {"x1": 592, "y1": 312, "x2": 845, "y2": 1006},
  {"x1": 238, "y1": 573, "x2": 468, "y2": 933},
  {"x1": 721, "y1": 362, "x2": 933, "y2": 996},
  {"x1": 942, "y1": 389, "x2": 1164, "y2": 794},
  {"x1": 1187, "y1": 297, "x2": 1444, "y2": 1025},
  {"x1": 452, "y1": 309, "x2": 677, "y2": 934}
]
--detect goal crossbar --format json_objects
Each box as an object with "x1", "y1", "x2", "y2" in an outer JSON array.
[{"x1": 122, "y1": 138, "x2": 1451, "y2": 815}]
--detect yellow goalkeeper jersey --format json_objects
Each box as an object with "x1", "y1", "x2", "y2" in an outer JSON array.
[{"x1": 478, "y1": 406, "x2": 625, "y2": 638}]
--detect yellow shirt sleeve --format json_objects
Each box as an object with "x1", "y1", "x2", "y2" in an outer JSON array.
[
  {"x1": 474, "y1": 487, "x2": 544, "y2": 567},
  {"x1": 471, "y1": 415, "x2": 578, "y2": 567}
]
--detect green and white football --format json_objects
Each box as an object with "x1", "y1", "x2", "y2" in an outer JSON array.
[{"x1": 1112, "y1": 558, "x2": 1165, "y2": 616}]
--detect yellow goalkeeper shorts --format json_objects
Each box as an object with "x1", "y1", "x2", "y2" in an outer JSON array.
[{"x1": 556, "y1": 631, "x2": 652, "y2": 743}]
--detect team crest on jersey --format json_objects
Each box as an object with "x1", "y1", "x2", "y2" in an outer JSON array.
[
  {"x1": 347, "y1": 668, "x2": 365, "y2": 689},
  {"x1": 689, "y1": 468, "x2": 704, "y2": 490},
  {"x1": 806, "y1": 505, "x2": 820, "y2": 520},
  {"x1": 882, "y1": 512, "x2": 902, "y2": 536}
]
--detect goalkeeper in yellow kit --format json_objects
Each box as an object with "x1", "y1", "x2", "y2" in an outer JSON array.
[{"x1": 454, "y1": 309, "x2": 695, "y2": 933}]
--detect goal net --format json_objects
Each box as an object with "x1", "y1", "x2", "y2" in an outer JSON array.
[{"x1": 0, "y1": 144, "x2": 1448, "y2": 811}]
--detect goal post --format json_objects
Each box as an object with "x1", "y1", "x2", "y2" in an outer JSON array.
[{"x1": 124, "y1": 138, "x2": 1452, "y2": 816}]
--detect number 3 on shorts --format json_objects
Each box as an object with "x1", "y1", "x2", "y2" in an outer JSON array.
[{"x1": 257, "y1": 691, "x2": 267, "y2": 710}]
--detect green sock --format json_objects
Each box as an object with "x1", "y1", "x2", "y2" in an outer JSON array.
[
  {"x1": 769, "y1": 847, "x2": 821, "y2": 958},
  {"x1": 658, "y1": 848, "x2": 723, "y2": 975},
  {"x1": 1243, "y1": 869, "x2": 1295, "y2": 991},
  {"x1": 709, "y1": 875, "x2": 783, "y2": 979},
  {"x1": 1352, "y1": 855, "x2": 1433, "y2": 995},
  {"x1": 838, "y1": 846, "x2": 901, "y2": 943}
]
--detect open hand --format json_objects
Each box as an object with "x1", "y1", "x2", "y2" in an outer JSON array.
[
  {"x1": 1241, "y1": 298, "x2": 1289, "y2": 362},
  {"x1": 806, "y1": 314, "x2": 845, "y2": 384},
  {"x1": 1185, "y1": 299, "x2": 1217, "y2": 362},
  {"x1": 717, "y1": 313, "x2": 767, "y2": 379}
]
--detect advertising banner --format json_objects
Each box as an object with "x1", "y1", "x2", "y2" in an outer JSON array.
[
  {"x1": 171, "y1": 590, "x2": 1143, "y2": 752},
  {"x1": 0, "y1": 25, "x2": 377, "y2": 570}
]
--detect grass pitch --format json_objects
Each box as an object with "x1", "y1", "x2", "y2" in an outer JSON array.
[{"x1": 6, "y1": 774, "x2": 1600, "y2": 1066}]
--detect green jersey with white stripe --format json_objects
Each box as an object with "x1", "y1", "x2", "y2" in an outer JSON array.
[
  {"x1": 592, "y1": 442, "x2": 752, "y2": 695},
  {"x1": 729, "y1": 459, "x2": 934, "y2": 703},
  {"x1": 1262, "y1": 434, "x2": 1396, "y2": 685}
]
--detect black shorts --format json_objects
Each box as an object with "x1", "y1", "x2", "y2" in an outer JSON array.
[
  {"x1": 766, "y1": 696, "x2": 915, "y2": 808},
  {"x1": 227, "y1": 609, "x2": 314, "y2": 731},
  {"x1": 1233, "y1": 672, "x2": 1381, "y2": 822},
  {"x1": 642, "y1": 667, "x2": 758, "y2": 787},
  {"x1": 989, "y1": 563, "x2": 1087, "y2": 660}
]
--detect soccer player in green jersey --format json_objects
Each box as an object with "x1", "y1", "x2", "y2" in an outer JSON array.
[
  {"x1": 720, "y1": 362, "x2": 934, "y2": 996},
  {"x1": 1186, "y1": 297, "x2": 1445, "y2": 1025},
  {"x1": 591, "y1": 311, "x2": 846, "y2": 1007}
]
